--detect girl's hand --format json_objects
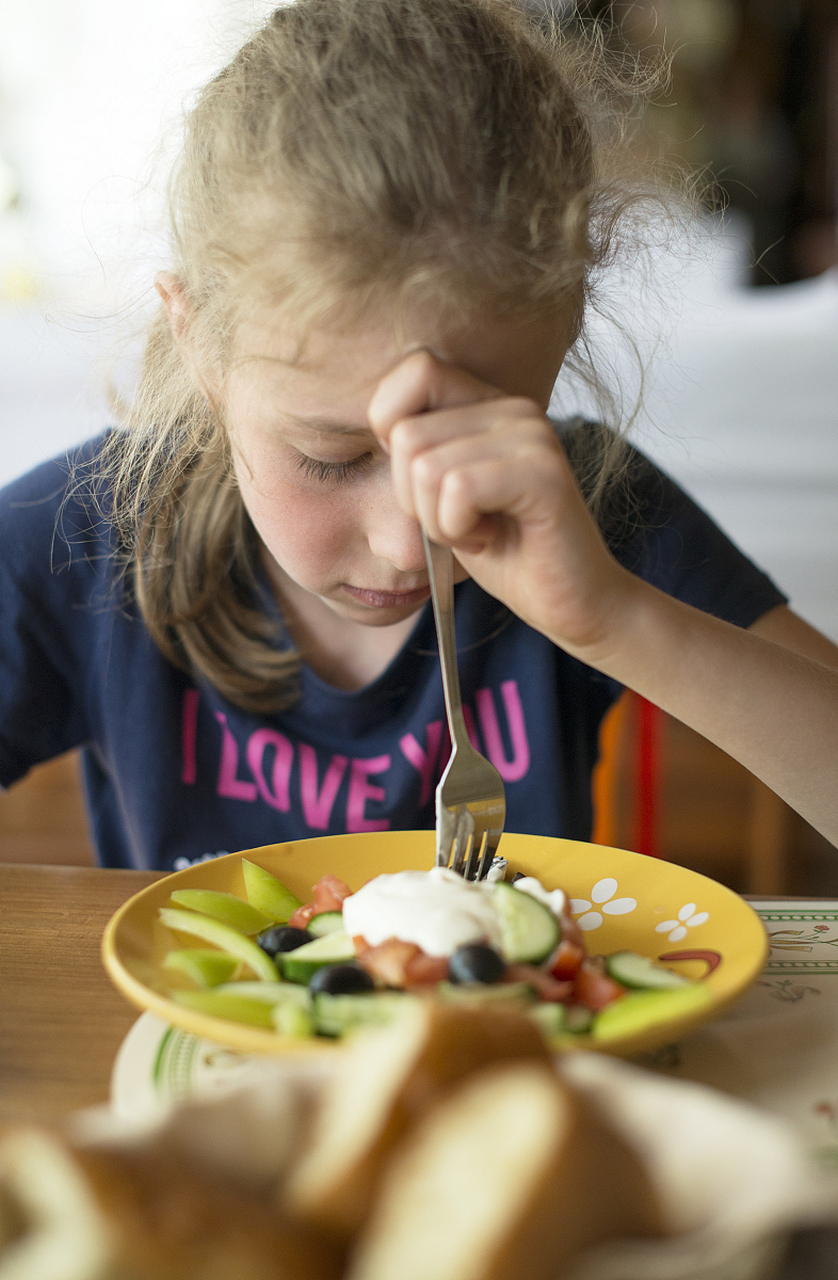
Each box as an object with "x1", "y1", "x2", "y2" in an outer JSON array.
[{"x1": 367, "y1": 349, "x2": 637, "y2": 662}]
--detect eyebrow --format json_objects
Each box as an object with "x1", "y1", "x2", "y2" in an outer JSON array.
[{"x1": 284, "y1": 413, "x2": 372, "y2": 436}]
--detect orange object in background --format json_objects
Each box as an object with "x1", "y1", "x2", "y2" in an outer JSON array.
[
  {"x1": 634, "y1": 695, "x2": 663, "y2": 859},
  {"x1": 591, "y1": 693, "x2": 629, "y2": 848},
  {"x1": 592, "y1": 693, "x2": 663, "y2": 858}
]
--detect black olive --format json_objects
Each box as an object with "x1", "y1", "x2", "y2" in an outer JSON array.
[
  {"x1": 257, "y1": 925, "x2": 312, "y2": 958},
  {"x1": 309, "y1": 964, "x2": 375, "y2": 996},
  {"x1": 448, "y1": 943, "x2": 506, "y2": 985}
]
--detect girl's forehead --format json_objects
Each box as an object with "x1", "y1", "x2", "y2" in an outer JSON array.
[{"x1": 232, "y1": 304, "x2": 574, "y2": 403}]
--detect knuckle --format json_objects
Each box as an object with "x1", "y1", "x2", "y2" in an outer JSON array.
[
  {"x1": 390, "y1": 416, "x2": 425, "y2": 454},
  {"x1": 404, "y1": 347, "x2": 438, "y2": 382},
  {"x1": 411, "y1": 449, "x2": 441, "y2": 488},
  {"x1": 441, "y1": 466, "x2": 474, "y2": 504}
]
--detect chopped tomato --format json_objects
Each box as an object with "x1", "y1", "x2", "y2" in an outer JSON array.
[
  {"x1": 288, "y1": 901, "x2": 318, "y2": 930},
  {"x1": 313, "y1": 875, "x2": 353, "y2": 914},
  {"x1": 403, "y1": 951, "x2": 449, "y2": 988},
  {"x1": 547, "y1": 938, "x2": 586, "y2": 982},
  {"x1": 573, "y1": 959, "x2": 625, "y2": 1010},
  {"x1": 357, "y1": 937, "x2": 422, "y2": 988},
  {"x1": 504, "y1": 964, "x2": 573, "y2": 1003},
  {"x1": 558, "y1": 913, "x2": 586, "y2": 952}
]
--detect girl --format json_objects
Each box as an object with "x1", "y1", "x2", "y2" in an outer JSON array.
[{"x1": 1, "y1": 0, "x2": 837, "y2": 871}]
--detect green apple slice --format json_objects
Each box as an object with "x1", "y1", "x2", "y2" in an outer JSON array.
[
  {"x1": 162, "y1": 948, "x2": 239, "y2": 987},
  {"x1": 172, "y1": 990, "x2": 279, "y2": 1028},
  {"x1": 241, "y1": 860, "x2": 303, "y2": 923},
  {"x1": 214, "y1": 981, "x2": 311, "y2": 1006},
  {"x1": 159, "y1": 907, "x2": 278, "y2": 981},
  {"x1": 592, "y1": 983, "x2": 713, "y2": 1043},
  {"x1": 168, "y1": 889, "x2": 271, "y2": 935},
  {"x1": 172, "y1": 981, "x2": 312, "y2": 1031}
]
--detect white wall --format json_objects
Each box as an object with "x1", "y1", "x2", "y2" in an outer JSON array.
[
  {"x1": 0, "y1": 0, "x2": 279, "y2": 482},
  {"x1": 0, "y1": 0, "x2": 280, "y2": 301}
]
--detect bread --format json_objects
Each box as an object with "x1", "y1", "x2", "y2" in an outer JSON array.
[
  {"x1": 0, "y1": 1004, "x2": 667, "y2": 1280},
  {"x1": 346, "y1": 1060, "x2": 666, "y2": 1280},
  {"x1": 0, "y1": 1127, "x2": 344, "y2": 1280},
  {"x1": 284, "y1": 998, "x2": 551, "y2": 1238}
]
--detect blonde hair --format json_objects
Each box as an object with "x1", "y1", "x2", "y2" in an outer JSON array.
[{"x1": 105, "y1": 0, "x2": 672, "y2": 713}]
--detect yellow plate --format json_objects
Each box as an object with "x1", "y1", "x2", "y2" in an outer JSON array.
[{"x1": 102, "y1": 831, "x2": 767, "y2": 1058}]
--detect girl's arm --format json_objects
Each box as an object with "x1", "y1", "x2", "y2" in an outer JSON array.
[
  {"x1": 578, "y1": 580, "x2": 838, "y2": 847},
  {"x1": 370, "y1": 350, "x2": 838, "y2": 847}
]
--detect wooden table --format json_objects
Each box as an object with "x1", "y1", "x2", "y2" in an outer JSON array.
[{"x1": 0, "y1": 863, "x2": 162, "y2": 1124}]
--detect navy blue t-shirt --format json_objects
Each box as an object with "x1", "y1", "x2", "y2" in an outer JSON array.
[{"x1": 0, "y1": 428, "x2": 787, "y2": 871}]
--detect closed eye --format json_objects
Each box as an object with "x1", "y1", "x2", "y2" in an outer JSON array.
[{"x1": 295, "y1": 451, "x2": 375, "y2": 483}]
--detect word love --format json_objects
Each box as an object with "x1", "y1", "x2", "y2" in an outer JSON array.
[{"x1": 180, "y1": 681, "x2": 530, "y2": 834}]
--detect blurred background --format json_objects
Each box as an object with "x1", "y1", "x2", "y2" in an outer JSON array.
[{"x1": 1, "y1": 0, "x2": 837, "y2": 892}]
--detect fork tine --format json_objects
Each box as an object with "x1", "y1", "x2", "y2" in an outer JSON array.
[
  {"x1": 475, "y1": 832, "x2": 501, "y2": 881},
  {"x1": 464, "y1": 830, "x2": 486, "y2": 881},
  {"x1": 450, "y1": 808, "x2": 475, "y2": 877}
]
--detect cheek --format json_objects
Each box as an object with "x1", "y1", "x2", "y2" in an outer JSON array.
[{"x1": 236, "y1": 460, "x2": 358, "y2": 580}]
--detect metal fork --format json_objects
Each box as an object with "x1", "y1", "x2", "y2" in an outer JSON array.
[{"x1": 422, "y1": 531, "x2": 506, "y2": 879}]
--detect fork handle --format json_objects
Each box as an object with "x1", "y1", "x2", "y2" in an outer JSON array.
[{"x1": 422, "y1": 531, "x2": 470, "y2": 751}]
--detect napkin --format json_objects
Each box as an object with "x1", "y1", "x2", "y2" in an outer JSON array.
[{"x1": 557, "y1": 1052, "x2": 838, "y2": 1280}]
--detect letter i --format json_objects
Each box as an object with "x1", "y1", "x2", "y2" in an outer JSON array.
[{"x1": 181, "y1": 688, "x2": 199, "y2": 785}]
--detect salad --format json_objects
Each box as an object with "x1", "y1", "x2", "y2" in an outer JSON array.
[{"x1": 157, "y1": 860, "x2": 711, "y2": 1043}]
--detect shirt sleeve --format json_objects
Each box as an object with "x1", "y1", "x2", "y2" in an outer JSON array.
[
  {"x1": 0, "y1": 442, "x2": 106, "y2": 786},
  {"x1": 560, "y1": 421, "x2": 788, "y2": 628}
]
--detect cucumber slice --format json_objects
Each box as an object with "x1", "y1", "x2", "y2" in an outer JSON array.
[
  {"x1": 313, "y1": 992, "x2": 414, "y2": 1038},
  {"x1": 528, "y1": 1003, "x2": 567, "y2": 1037},
  {"x1": 169, "y1": 889, "x2": 272, "y2": 935},
  {"x1": 605, "y1": 951, "x2": 692, "y2": 990},
  {"x1": 563, "y1": 1003, "x2": 595, "y2": 1034},
  {"x1": 159, "y1": 907, "x2": 278, "y2": 981},
  {"x1": 492, "y1": 882, "x2": 560, "y2": 964},
  {"x1": 162, "y1": 948, "x2": 239, "y2": 988},
  {"x1": 273, "y1": 1001, "x2": 315, "y2": 1038},
  {"x1": 307, "y1": 911, "x2": 345, "y2": 938},
  {"x1": 241, "y1": 860, "x2": 303, "y2": 923},
  {"x1": 279, "y1": 932, "x2": 356, "y2": 984}
]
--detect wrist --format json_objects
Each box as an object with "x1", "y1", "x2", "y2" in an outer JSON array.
[{"x1": 545, "y1": 566, "x2": 654, "y2": 675}]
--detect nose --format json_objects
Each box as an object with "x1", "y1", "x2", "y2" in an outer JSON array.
[{"x1": 364, "y1": 477, "x2": 427, "y2": 575}]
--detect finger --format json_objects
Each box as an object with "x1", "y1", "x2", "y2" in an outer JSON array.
[
  {"x1": 388, "y1": 398, "x2": 538, "y2": 519},
  {"x1": 434, "y1": 442, "x2": 573, "y2": 546},
  {"x1": 367, "y1": 349, "x2": 503, "y2": 448}
]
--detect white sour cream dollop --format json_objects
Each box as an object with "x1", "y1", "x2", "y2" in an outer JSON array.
[{"x1": 342, "y1": 867, "x2": 503, "y2": 957}]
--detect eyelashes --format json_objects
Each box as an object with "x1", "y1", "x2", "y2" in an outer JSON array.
[{"x1": 295, "y1": 451, "x2": 375, "y2": 483}]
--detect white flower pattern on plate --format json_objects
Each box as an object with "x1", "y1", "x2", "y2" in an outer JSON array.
[
  {"x1": 655, "y1": 903, "x2": 710, "y2": 943},
  {"x1": 569, "y1": 878, "x2": 637, "y2": 932}
]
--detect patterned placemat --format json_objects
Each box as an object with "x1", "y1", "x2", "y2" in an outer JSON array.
[{"x1": 640, "y1": 901, "x2": 838, "y2": 1164}]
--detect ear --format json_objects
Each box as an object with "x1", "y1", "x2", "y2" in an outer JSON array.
[
  {"x1": 154, "y1": 271, "x2": 219, "y2": 403},
  {"x1": 155, "y1": 271, "x2": 192, "y2": 344}
]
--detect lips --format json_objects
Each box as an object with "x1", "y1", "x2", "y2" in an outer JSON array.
[{"x1": 341, "y1": 584, "x2": 430, "y2": 610}]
